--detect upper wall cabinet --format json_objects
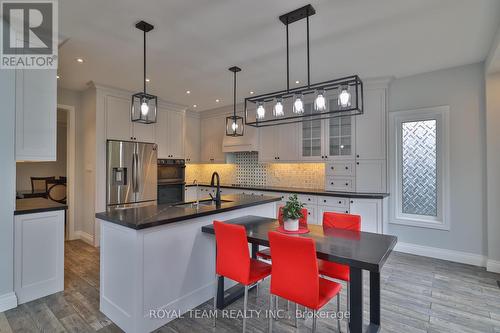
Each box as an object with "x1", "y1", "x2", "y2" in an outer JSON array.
[
  {"x1": 156, "y1": 108, "x2": 185, "y2": 159},
  {"x1": 16, "y1": 69, "x2": 57, "y2": 161},
  {"x1": 105, "y1": 95, "x2": 156, "y2": 143},
  {"x1": 298, "y1": 103, "x2": 356, "y2": 162},
  {"x1": 200, "y1": 115, "x2": 226, "y2": 163},
  {"x1": 355, "y1": 86, "x2": 387, "y2": 160},
  {"x1": 259, "y1": 123, "x2": 299, "y2": 163},
  {"x1": 185, "y1": 113, "x2": 200, "y2": 163}
]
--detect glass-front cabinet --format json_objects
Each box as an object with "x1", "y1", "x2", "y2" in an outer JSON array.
[
  {"x1": 328, "y1": 116, "x2": 354, "y2": 158},
  {"x1": 299, "y1": 99, "x2": 356, "y2": 161}
]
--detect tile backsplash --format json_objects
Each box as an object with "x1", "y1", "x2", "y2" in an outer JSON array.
[{"x1": 185, "y1": 152, "x2": 325, "y2": 189}]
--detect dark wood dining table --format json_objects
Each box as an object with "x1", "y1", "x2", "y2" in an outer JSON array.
[{"x1": 201, "y1": 215, "x2": 397, "y2": 333}]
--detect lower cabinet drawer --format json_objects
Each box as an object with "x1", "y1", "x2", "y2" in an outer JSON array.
[
  {"x1": 326, "y1": 177, "x2": 354, "y2": 192},
  {"x1": 325, "y1": 161, "x2": 355, "y2": 177},
  {"x1": 317, "y1": 205, "x2": 351, "y2": 224},
  {"x1": 318, "y1": 197, "x2": 349, "y2": 209}
]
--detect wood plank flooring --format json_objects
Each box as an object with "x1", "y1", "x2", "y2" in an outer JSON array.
[{"x1": 1, "y1": 240, "x2": 500, "y2": 332}]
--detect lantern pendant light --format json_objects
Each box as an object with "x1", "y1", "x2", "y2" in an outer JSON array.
[
  {"x1": 131, "y1": 20, "x2": 157, "y2": 124},
  {"x1": 225, "y1": 66, "x2": 244, "y2": 136}
]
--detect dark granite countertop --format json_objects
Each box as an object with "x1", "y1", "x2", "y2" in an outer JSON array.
[
  {"x1": 95, "y1": 193, "x2": 281, "y2": 230},
  {"x1": 186, "y1": 183, "x2": 389, "y2": 199},
  {"x1": 15, "y1": 198, "x2": 68, "y2": 215}
]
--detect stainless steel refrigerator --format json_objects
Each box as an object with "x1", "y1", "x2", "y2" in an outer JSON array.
[{"x1": 107, "y1": 140, "x2": 157, "y2": 206}]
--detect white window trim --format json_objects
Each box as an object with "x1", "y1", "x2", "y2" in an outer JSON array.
[{"x1": 389, "y1": 106, "x2": 450, "y2": 230}]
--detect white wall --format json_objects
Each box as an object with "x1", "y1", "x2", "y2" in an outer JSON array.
[
  {"x1": 16, "y1": 122, "x2": 67, "y2": 191},
  {"x1": 387, "y1": 63, "x2": 487, "y2": 256},
  {"x1": 486, "y1": 72, "x2": 500, "y2": 266},
  {"x1": 0, "y1": 69, "x2": 16, "y2": 309}
]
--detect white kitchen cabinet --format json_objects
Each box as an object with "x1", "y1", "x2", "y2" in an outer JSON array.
[
  {"x1": 298, "y1": 102, "x2": 356, "y2": 162},
  {"x1": 105, "y1": 95, "x2": 156, "y2": 143},
  {"x1": 317, "y1": 205, "x2": 351, "y2": 224},
  {"x1": 355, "y1": 87, "x2": 386, "y2": 160},
  {"x1": 259, "y1": 123, "x2": 298, "y2": 162},
  {"x1": 15, "y1": 210, "x2": 65, "y2": 304},
  {"x1": 16, "y1": 69, "x2": 57, "y2": 161},
  {"x1": 184, "y1": 186, "x2": 198, "y2": 202},
  {"x1": 350, "y1": 198, "x2": 382, "y2": 233},
  {"x1": 105, "y1": 95, "x2": 132, "y2": 141},
  {"x1": 200, "y1": 115, "x2": 226, "y2": 163},
  {"x1": 355, "y1": 159, "x2": 386, "y2": 193},
  {"x1": 156, "y1": 108, "x2": 185, "y2": 159},
  {"x1": 185, "y1": 113, "x2": 201, "y2": 163}
]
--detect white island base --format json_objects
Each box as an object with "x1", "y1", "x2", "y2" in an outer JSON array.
[{"x1": 98, "y1": 202, "x2": 276, "y2": 333}]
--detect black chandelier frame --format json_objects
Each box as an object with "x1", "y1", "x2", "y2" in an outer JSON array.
[{"x1": 244, "y1": 4, "x2": 364, "y2": 127}]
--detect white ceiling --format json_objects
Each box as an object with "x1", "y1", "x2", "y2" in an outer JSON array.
[{"x1": 58, "y1": 0, "x2": 500, "y2": 111}]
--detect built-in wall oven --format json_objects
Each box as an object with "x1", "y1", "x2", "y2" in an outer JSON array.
[{"x1": 157, "y1": 159, "x2": 185, "y2": 205}]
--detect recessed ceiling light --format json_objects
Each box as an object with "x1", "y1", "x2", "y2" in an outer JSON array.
[
  {"x1": 250, "y1": 91, "x2": 254, "y2": 95},
  {"x1": 56, "y1": 75, "x2": 60, "y2": 79},
  {"x1": 215, "y1": 99, "x2": 220, "y2": 103},
  {"x1": 186, "y1": 90, "x2": 191, "y2": 94},
  {"x1": 193, "y1": 104, "x2": 197, "y2": 108},
  {"x1": 295, "y1": 80, "x2": 300, "y2": 84},
  {"x1": 76, "y1": 58, "x2": 84, "y2": 63},
  {"x1": 145, "y1": 78, "x2": 150, "y2": 82}
]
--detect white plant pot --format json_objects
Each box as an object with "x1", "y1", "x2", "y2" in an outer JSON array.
[{"x1": 284, "y1": 219, "x2": 299, "y2": 231}]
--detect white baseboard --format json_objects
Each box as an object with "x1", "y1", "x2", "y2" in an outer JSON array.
[
  {"x1": 394, "y1": 242, "x2": 487, "y2": 267},
  {"x1": 0, "y1": 292, "x2": 17, "y2": 312},
  {"x1": 74, "y1": 230, "x2": 95, "y2": 246},
  {"x1": 487, "y1": 259, "x2": 500, "y2": 273}
]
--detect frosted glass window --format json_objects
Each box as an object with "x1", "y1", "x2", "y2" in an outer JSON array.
[{"x1": 401, "y1": 120, "x2": 437, "y2": 216}]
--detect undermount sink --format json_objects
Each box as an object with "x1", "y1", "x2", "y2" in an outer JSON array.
[{"x1": 173, "y1": 199, "x2": 232, "y2": 209}]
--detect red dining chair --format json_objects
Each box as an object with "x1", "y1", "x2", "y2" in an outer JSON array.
[
  {"x1": 319, "y1": 212, "x2": 361, "y2": 326},
  {"x1": 268, "y1": 231, "x2": 342, "y2": 333},
  {"x1": 256, "y1": 207, "x2": 308, "y2": 260},
  {"x1": 213, "y1": 221, "x2": 272, "y2": 332}
]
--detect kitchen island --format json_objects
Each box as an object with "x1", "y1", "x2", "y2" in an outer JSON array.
[{"x1": 96, "y1": 193, "x2": 280, "y2": 333}]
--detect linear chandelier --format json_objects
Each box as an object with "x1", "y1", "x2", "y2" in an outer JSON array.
[{"x1": 245, "y1": 4, "x2": 364, "y2": 127}]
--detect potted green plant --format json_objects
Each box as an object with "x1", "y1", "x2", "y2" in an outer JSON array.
[{"x1": 281, "y1": 194, "x2": 305, "y2": 231}]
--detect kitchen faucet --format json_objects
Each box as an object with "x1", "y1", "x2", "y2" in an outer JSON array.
[{"x1": 210, "y1": 172, "x2": 221, "y2": 206}]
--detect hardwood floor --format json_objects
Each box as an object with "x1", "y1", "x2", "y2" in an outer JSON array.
[{"x1": 1, "y1": 239, "x2": 500, "y2": 332}]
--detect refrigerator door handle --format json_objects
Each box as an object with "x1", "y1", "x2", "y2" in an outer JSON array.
[
  {"x1": 134, "y1": 152, "x2": 140, "y2": 193},
  {"x1": 131, "y1": 152, "x2": 136, "y2": 193}
]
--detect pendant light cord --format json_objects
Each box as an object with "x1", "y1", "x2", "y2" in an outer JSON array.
[
  {"x1": 143, "y1": 30, "x2": 146, "y2": 94},
  {"x1": 307, "y1": 10, "x2": 310, "y2": 88},
  {"x1": 233, "y1": 70, "x2": 237, "y2": 118},
  {"x1": 286, "y1": 18, "x2": 289, "y2": 93}
]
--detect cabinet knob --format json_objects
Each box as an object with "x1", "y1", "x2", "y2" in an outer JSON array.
[
  {"x1": 331, "y1": 166, "x2": 334, "y2": 170},
  {"x1": 345, "y1": 210, "x2": 349, "y2": 214},
  {"x1": 345, "y1": 166, "x2": 349, "y2": 170},
  {"x1": 350, "y1": 200, "x2": 354, "y2": 204},
  {"x1": 357, "y1": 162, "x2": 360, "y2": 165},
  {"x1": 308, "y1": 198, "x2": 311, "y2": 201},
  {"x1": 345, "y1": 183, "x2": 349, "y2": 186},
  {"x1": 324, "y1": 199, "x2": 327, "y2": 203},
  {"x1": 331, "y1": 182, "x2": 334, "y2": 185},
  {"x1": 338, "y1": 201, "x2": 342, "y2": 204},
  {"x1": 356, "y1": 154, "x2": 360, "y2": 158}
]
